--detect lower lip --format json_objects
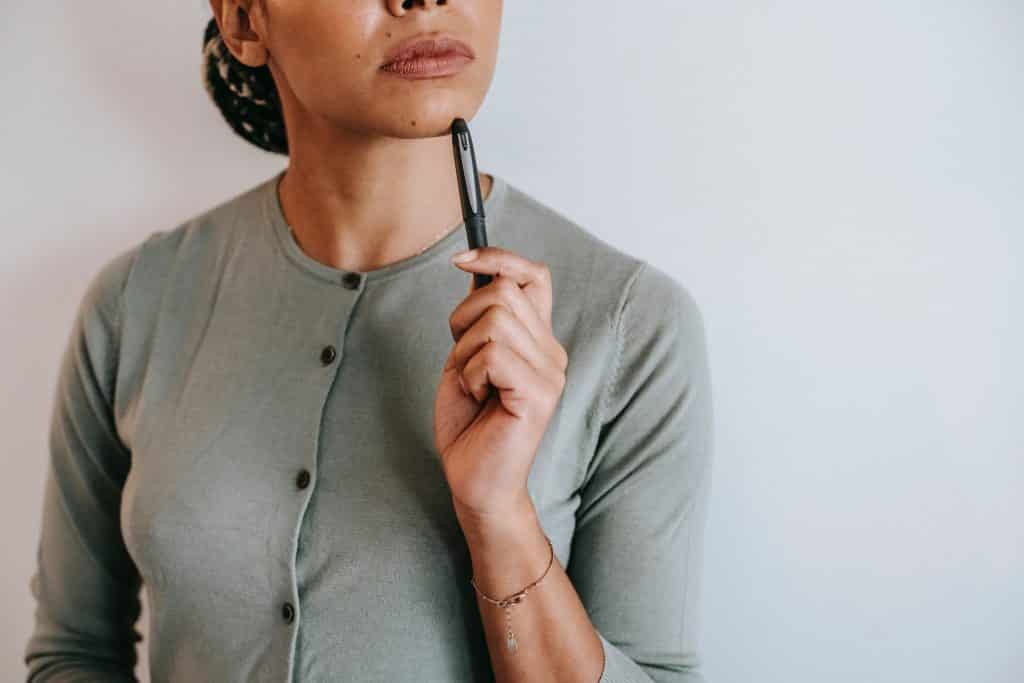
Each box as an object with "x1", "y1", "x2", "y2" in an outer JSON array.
[{"x1": 380, "y1": 52, "x2": 473, "y2": 79}]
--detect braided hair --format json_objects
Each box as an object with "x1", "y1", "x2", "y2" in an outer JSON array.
[{"x1": 202, "y1": 17, "x2": 289, "y2": 155}]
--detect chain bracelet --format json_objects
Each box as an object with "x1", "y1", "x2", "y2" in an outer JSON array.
[{"x1": 469, "y1": 534, "x2": 555, "y2": 655}]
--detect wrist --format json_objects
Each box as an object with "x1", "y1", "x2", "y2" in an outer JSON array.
[
  {"x1": 457, "y1": 497, "x2": 553, "y2": 601},
  {"x1": 452, "y1": 492, "x2": 539, "y2": 547}
]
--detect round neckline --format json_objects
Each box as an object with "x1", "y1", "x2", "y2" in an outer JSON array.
[{"x1": 261, "y1": 167, "x2": 508, "y2": 287}]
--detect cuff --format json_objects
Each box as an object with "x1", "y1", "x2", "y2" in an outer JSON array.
[{"x1": 596, "y1": 631, "x2": 705, "y2": 683}]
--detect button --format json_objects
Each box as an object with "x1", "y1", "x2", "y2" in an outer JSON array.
[
  {"x1": 320, "y1": 345, "x2": 337, "y2": 365},
  {"x1": 341, "y1": 272, "x2": 362, "y2": 290},
  {"x1": 282, "y1": 601, "x2": 295, "y2": 624},
  {"x1": 296, "y1": 469, "x2": 311, "y2": 490}
]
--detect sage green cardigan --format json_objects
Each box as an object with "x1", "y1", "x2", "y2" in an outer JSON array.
[{"x1": 25, "y1": 170, "x2": 714, "y2": 682}]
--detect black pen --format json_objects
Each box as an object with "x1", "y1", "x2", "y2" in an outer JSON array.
[{"x1": 450, "y1": 118, "x2": 492, "y2": 289}]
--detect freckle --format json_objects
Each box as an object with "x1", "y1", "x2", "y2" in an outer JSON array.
[
  {"x1": 386, "y1": 32, "x2": 392, "y2": 38},
  {"x1": 411, "y1": 120, "x2": 416, "y2": 126},
  {"x1": 356, "y1": 53, "x2": 361, "y2": 59}
]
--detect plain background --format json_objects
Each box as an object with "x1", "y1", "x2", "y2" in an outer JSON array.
[{"x1": 2, "y1": 2, "x2": 1020, "y2": 682}]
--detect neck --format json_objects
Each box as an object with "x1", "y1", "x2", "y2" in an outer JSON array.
[{"x1": 276, "y1": 133, "x2": 493, "y2": 274}]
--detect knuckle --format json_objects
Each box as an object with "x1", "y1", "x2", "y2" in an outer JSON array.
[
  {"x1": 451, "y1": 339, "x2": 464, "y2": 368},
  {"x1": 495, "y1": 275, "x2": 519, "y2": 297},
  {"x1": 484, "y1": 303, "x2": 514, "y2": 331},
  {"x1": 543, "y1": 377, "x2": 564, "y2": 409},
  {"x1": 481, "y1": 340, "x2": 502, "y2": 364},
  {"x1": 462, "y1": 355, "x2": 478, "y2": 381}
]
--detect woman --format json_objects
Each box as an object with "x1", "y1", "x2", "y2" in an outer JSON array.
[{"x1": 25, "y1": 1, "x2": 714, "y2": 681}]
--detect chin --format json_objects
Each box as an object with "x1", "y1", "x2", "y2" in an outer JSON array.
[{"x1": 380, "y1": 105, "x2": 482, "y2": 138}]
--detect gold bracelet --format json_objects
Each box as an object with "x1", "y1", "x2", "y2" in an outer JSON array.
[{"x1": 469, "y1": 534, "x2": 555, "y2": 655}]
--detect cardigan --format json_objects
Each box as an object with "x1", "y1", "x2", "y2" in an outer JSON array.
[{"x1": 25, "y1": 169, "x2": 714, "y2": 682}]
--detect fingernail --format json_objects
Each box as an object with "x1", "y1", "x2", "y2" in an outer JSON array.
[
  {"x1": 451, "y1": 249, "x2": 477, "y2": 263},
  {"x1": 458, "y1": 376, "x2": 468, "y2": 395}
]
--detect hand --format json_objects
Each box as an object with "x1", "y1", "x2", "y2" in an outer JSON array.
[{"x1": 433, "y1": 246, "x2": 568, "y2": 531}]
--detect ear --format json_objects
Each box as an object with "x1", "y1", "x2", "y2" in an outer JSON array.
[{"x1": 209, "y1": 0, "x2": 269, "y2": 68}]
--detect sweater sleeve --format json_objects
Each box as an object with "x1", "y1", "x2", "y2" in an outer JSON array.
[
  {"x1": 24, "y1": 245, "x2": 145, "y2": 682},
  {"x1": 567, "y1": 261, "x2": 714, "y2": 683}
]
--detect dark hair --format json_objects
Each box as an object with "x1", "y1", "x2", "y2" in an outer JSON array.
[{"x1": 202, "y1": 17, "x2": 289, "y2": 155}]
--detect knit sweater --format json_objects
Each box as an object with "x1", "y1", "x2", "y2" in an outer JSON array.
[{"x1": 25, "y1": 169, "x2": 714, "y2": 682}]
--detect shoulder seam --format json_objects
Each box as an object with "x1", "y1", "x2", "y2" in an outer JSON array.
[
  {"x1": 112, "y1": 239, "x2": 145, "y2": 368},
  {"x1": 110, "y1": 234, "x2": 154, "y2": 435},
  {"x1": 595, "y1": 259, "x2": 648, "y2": 434}
]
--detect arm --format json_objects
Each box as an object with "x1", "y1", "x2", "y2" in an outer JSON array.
[
  {"x1": 567, "y1": 261, "x2": 715, "y2": 683},
  {"x1": 457, "y1": 497, "x2": 605, "y2": 683},
  {"x1": 24, "y1": 245, "x2": 145, "y2": 682},
  {"x1": 458, "y1": 261, "x2": 714, "y2": 683}
]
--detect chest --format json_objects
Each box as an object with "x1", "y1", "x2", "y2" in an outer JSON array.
[{"x1": 116, "y1": 277, "x2": 602, "y2": 592}]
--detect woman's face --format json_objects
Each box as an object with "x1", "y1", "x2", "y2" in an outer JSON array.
[{"x1": 248, "y1": 0, "x2": 503, "y2": 139}]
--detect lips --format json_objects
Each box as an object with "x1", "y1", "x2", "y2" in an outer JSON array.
[{"x1": 380, "y1": 34, "x2": 474, "y2": 68}]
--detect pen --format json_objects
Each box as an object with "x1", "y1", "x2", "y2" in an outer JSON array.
[{"x1": 450, "y1": 118, "x2": 492, "y2": 289}]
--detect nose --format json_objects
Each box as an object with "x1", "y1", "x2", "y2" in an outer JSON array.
[{"x1": 392, "y1": 0, "x2": 447, "y2": 11}]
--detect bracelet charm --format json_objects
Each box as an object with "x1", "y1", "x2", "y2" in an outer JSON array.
[{"x1": 469, "y1": 534, "x2": 554, "y2": 655}]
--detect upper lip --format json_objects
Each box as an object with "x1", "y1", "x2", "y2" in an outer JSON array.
[{"x1": 381, "y1": 33, "x2": 474, "y2": 67}]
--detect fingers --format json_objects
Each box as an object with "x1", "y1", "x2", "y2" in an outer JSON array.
[
  {"x1": 448, "y1": 246, "x2": 568, "y2": 409},
  {"x1": 450, "y1": 303, "x2": 565, "y2": 390},
  {"x1": 461, "y1": 340, "x2": 565, "y2": 418},
  {"x1": 451, "y1": 247, "x2": 554, "y2": 324},
  {"x1": 449, "y1": 275, "x2": 547, "y2": 347}
]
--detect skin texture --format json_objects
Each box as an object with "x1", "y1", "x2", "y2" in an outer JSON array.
[
  {"x1": 209, "y1": 0, "x2": 499, "y2": 272},
  {"x1": 208, "y1": 3, "x2": 604, "y2": 681}
]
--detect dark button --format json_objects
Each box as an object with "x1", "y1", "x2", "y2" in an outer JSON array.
[
  {"x1": 282, "y1": 601, "x2": 295, "y2": 624},
  {"x1": 341, "y1": 272, "x2": 362, "y2": 290},
  {"x1": 320, "y1": 345, "x2": 337, "y2": 365},
  {"x1": 296, "y1": 469, "x2": 311, "y2": 490}
]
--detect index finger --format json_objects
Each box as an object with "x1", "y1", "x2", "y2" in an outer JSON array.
[{"x1": 451, "y1": 246, "x2": 553, "y2": 323}]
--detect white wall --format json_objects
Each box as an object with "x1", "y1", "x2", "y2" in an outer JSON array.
[{"x1": 2, "y1": 2, "x2": 1020, "y2": 682}]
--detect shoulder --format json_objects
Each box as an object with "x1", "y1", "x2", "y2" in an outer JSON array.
[
  {"x1": 108, "y1": 175, "x2": 277, "y2": 315},
  {"x1": 132, "y1": 177, "x2": 270, "y2": 276},
  {"x1": 78, "y1": 240, "x2": 144, "y2": 328},
  {"x1": 497, "y1": 178, "x2": 644, "y2": 287},
  {"x1": 73, "y1": 176, "x2": 274, "y2": 357},
  {"x1": 497, "y1": 177, "x2": 706, "y2": 342},
  {"x1": 620, "y1": 260, "x2": 708, "y2": 353}
]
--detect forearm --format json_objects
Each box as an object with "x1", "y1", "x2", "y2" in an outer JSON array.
[
  {"x1": 455, "y1": 498, "x2": 605, "y2": 683},
  {"x1": 27, "y1": 657, "x2": 139, "y2": 683}
]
